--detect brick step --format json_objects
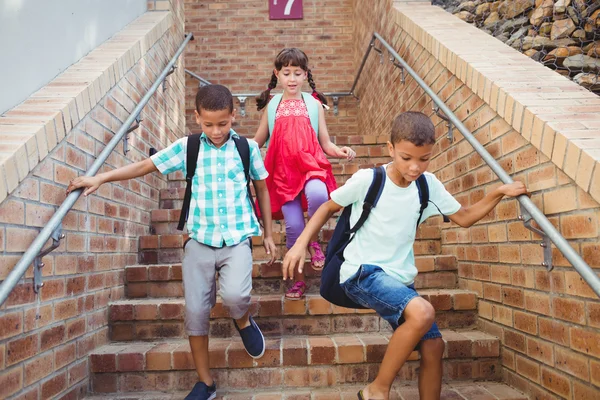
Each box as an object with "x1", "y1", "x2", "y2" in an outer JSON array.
[
  {"x1": 109, "y1": 290, "x2": 478, "y2": 341},
  {"x1": 84, "y1": 382, "x2": 527, "y2": 399},
  {"x1": 125, "y1": 255, "x2": 458, "y2": 298},
  {"x1": 138, "y1": 236, "x2": 442, "y2": 265},
  {"x1": 89, "y1": 330, "x2": 502, "y2": 392}
]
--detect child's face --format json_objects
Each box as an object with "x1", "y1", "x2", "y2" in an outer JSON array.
[
  {"x1": 195, "y1": 108, "x2": 236, "y2": 148},
  {"x1": 387, "y1": 140, "x2": 433, "y2": 184},
  {"x1": 275, "y1": 65, "x2": 307, "y2": 97}
]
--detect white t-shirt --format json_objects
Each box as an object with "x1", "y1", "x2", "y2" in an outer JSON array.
[{"x1": 330, "y1": 166, "x2": 461, "y2": 285}]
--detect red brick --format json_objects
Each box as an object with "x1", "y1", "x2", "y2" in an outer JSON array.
[
  {"x1": 524, "y1": 291, "x2": 550, "y2": 315},
  {"x1": 514, "y1": 311, "x2": 537, "y2": 335},
  {"x1": 24, "y1": 351, "x2": 53, "y2": 385},
  {"x1": 527, "y1": 337, "x2": 554, "y2": 366},
  {"x1": 67, "y1": 317, "x2": 86, "y2": 340},
  {"x1": 502, "y1": 287, "x2": 524, "y2": 308},
  {"x1": 552, "y1": 297, "x2": 586, "y2": 324},
  {"x1": 555, "y1": 346, "x2": 590, "y2": 381},
  {"x1": 573, "y1": 381, "x2": 600, "y2": 400},
  {"x1": 40, "y1": 325, "x2": 66, "y2": 352},
  {"x1": 0, "y1": 366, "x2": 23, "y2": 398},
  {"x1": 40, "y1": 278, "x2": 66, "y2": 301},
  {"x1": 570, "y1": 326, "x2": 600, "y2": 358},
  {"x1": 41, "y1": 371, "x2": 67, "y2": 399},
  {"x1": 541, "y1": 367, "x2": 571, "y2": 398},
  {"x1": 0, "y1": 311, "x2": 23, "y2": 341},
  {"x1": 309, "y1": 337, "x2": 336, "y2": 365},
  {"x1": 560, "y1": 213, "x2": 597, "y2": 239},
  {"x1": 54, "y1": 342, "x2": 76, "y2": 369},
  {"x1": 515, "y1": 354, "x2": 540, "y2": 383},
  {"x1": 7, "y1": 333, "x2": 38, "y2": 365},
  {"x1": 0, "y1": 200, "x2": 25, "y2": 224}
]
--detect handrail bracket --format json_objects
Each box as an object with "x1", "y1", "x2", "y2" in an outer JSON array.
[
  {"x1": 124, "y1": 116, "x2": 142, "y2": 155},
  {"x1": 518, "y1": 210, "x2": 553, "y2": 271},
  {"x1": 162, "y1": 66, "x2": 177, "y2": 91},
  {"x1": 433, "y1": 106, "x2": 454, "y2": 143},
  {"x1": 34, "y1": 224, "x2": 65, "y2": 293},
  {"x1": 238, "y1": 97, "x2": 247, "y2": 117}
]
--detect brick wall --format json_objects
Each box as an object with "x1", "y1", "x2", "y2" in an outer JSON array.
[
  {"x1": 0, "y1": 2, "x2": 186, "y2": 399},
  {"x1": 353, "y1": 1, "x2": 600, "y2": 399},
  {"x1": 183, "y1": 0, "x2": 360, "y2": 179}
]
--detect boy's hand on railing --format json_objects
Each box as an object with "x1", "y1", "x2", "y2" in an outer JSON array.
[
  {"x1": 263, "y1": 236, "x2": 277, "y2": 266},
  {"x1": 498, "y1": 181, "x2": 528, "y2": 198},
  {"x1": 66, "y1": 176, "x2": 103, "y2": 197},
  {"x1": 282, "y1": 243, "x2": 306, "y2": 281}
]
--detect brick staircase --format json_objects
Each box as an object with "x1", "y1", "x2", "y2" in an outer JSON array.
[{"x1": 85, "y1": 172, "x2": 527, "y2": 399}]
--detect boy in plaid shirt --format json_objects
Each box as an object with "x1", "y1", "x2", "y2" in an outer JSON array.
[{"x1": 68, "y1": 85, "x2": 276, "y2": 400}]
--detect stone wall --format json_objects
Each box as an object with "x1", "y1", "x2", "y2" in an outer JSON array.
[{"x1": 353, "y1": 0, "x2": 600, "y2": 398}]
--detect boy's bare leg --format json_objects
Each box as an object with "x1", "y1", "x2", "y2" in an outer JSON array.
[
  {"x1": 189, "y1": 335, "x2": 213, "y2": 385},
  {"x1": 361, "y1": 298, "x2": 435, "y2": 400},
  {"x1": 418, "y1": 338, "x2": 445, "y2": 400},
  {"x1": 234, "y1": 309, "x2": 250, "y2": 329}
]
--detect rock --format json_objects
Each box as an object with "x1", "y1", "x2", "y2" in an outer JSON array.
[
  {"x1": 484, "y1": 11, "x2": 501, "y2": 27},
  {"x1": 573, "y1": 72, "x2": 600, "y2": 91},
  {"x1": 583, "y1": 40, "x2": 600, "y2": 53},
  {"x1": 543, "y1": 46, "x2": 583, "y2": 67},
  {"x1": 572, "y1": 29, "x2": 586, "y2": 40},
  {"x1": 530, "y1": 0, "x2": 554, "y2": 26},
  {"x1": 531, "y1": 50, "x2": 547, "y2": 61},
  {"x1": 587, "y1": 42, "x2": 600, "y2": 57},
  {"x1": 554, "y1": 0, "x2": 571, "y2": 14},
  {"x1": 551, "y1": 18, "x2": 576, "y2": 40},
  {"x1": 490, "y1": 1, "x2": 502, "y2": 13},
  {"x1": 539, "y1": 22, "x2": 553, "y2": 36},
  {"x1": 506, "y1": 26, "x2": 529, "y2": 46},
  {"x1": 567, "y1": 6, "x2": 580, "y2": 25},
  {"x1": 521, "y1": 36, "x2": 576, "y2": 50},
  {"x1": 498, "y1": 0, "x2": 534, "y2": 19},
  {"x1": 455, "y1": 10, "x2": 476, "y2": 22},
  {"x1": 497, "y1": 33, "x2": 510, "y2": 43},
  {"x1": 584, "y1": 9, "x2": 600, "y2": 33},
  {"x1": 475, "y1": 3, "x2": 491, "y2": 16},
  {"x1": 457, "y1": 1, "x2": 478, "y2": 13},
  {"x1": 524, "y1": 49, "x2": 539, "y2": 57},
  {"x1": 563, "y1": 54, "x2": 600, "y2": 71},
  {"x1": 496, "y1": 16, "x2": 530, "y2": 34}
]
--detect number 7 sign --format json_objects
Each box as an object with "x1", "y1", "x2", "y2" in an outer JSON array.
[{"x1": 269, "y1": 0, "x2": 303, "y2": 20}]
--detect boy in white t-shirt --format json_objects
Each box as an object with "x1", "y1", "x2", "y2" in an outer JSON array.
[{"x1": 282, "y1": 111, "x2": 527, "y2": 400}]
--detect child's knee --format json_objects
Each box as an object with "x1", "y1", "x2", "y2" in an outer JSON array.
[
  {"x1": 420, "y1": 337, "x2": 445, "y2": 362},
  {"x1": 404, "y1": 297, "x2": 436, "y2": 331}
]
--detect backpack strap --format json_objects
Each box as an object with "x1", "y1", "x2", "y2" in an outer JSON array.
[
  {"x1": 177, "y1": 133, "x2": 201, "y2": 231},
  {"x1": 347, "y1": 166, "x2": 386, "y2": 234},
  {"x1": 232, "y1": 135, "x2": 260, "y2": 220},
  {"x1": 266, "y1": 92, "x2": 319, "y2": 147},
  {"x1": 415, "y1": 174, "x2": 450, "y2": 228},
  {"x1": 301, "y1": 92, "x2": 320, "y2": 135}
]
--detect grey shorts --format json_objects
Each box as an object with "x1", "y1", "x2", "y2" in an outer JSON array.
[{"x1": 182, "y1": 238, "x2": 253, "y2": 336}]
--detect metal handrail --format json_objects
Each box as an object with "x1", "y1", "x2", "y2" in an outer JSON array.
[
  {"x1": 0, "y1": 33, "x2": 194, "y2": 306},
  {"x1": 365, "y1": 32, "x2": 600, "y2": 298}
]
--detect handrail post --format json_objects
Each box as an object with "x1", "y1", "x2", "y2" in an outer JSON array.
[{"x1": 0, "y1": 33, "x2": 194, "y2": 306}]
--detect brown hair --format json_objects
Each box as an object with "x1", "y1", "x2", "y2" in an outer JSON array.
[
  {"x1": 390, "y1": 112, "x2": 436, "y2": 146},
  {"x1": 256, "y1": 48, "x2": 327, "y2": 111}
]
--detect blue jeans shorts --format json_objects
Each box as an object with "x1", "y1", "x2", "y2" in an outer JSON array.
[{"x1": 341, "y1": 264, "x2": 442, "y2": 342}]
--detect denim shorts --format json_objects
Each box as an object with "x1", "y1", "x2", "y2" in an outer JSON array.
[{"x1": 341, "y1": 264, "x2": 442, "y2": 341}]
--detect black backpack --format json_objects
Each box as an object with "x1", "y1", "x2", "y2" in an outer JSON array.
[
  {"x1": 177, "y1": 134, "x2": 256, "y2": 231},
  {"x1": 321, "y1": 166, "x2": 447, "y2": 309}
]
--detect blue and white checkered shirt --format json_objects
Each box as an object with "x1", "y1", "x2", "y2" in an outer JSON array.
[{"x1": 151, "y1": 130, "x2": 268, "y2": 247}]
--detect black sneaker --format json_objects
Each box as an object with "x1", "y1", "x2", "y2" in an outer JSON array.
[
  {"x1": 184, "y1": 381, "x2": 216, "y2": 400},
  {"x1": 233, "y1": 315, "x2": 265, "y2": 358}
]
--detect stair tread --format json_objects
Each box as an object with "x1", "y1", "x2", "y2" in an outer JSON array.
[
  {"x1": 83, "y1": 381, "x2": 527, "y2": 399},
  {"x1": 89, "y1": 329, "x2": 500, "y2": 373}
]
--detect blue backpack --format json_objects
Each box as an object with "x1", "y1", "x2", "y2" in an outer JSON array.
[{"x1": 321, "y1": 166, "x2": 436, "y2": 309}]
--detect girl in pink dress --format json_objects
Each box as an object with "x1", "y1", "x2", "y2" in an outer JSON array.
[{"x1": 253, "y1": 48, "x2": 356, "y2": 300}]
